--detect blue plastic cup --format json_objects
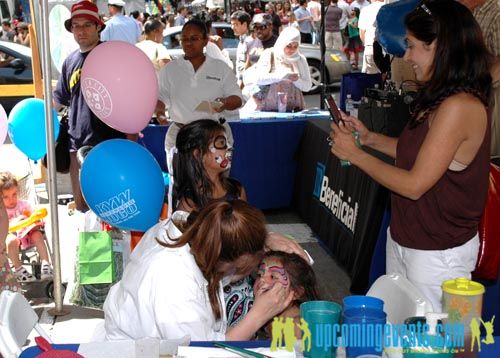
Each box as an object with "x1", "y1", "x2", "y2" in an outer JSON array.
[
  {"x1": 300, "y1": 300, "x2": 342, "y2": 357},
  {"x1": 343, "y1": 295, "x2": 384, "y2": 312},
  {"x1": 343, "y1": 308, "x2": 387, "y2": 358}
]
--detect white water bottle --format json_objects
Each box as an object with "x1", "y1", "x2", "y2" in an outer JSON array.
[{"x1": 345, "y1": 94, "x2": 358, "y2": 117}]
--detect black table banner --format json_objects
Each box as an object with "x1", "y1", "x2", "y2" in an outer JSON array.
[{"x1": 294, "y1": 120, "x2": 390, "y2": 293}]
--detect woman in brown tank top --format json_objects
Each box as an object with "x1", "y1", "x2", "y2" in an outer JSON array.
[{"x1": 328, "y1": 0, "x2": 493, "y2": 311}]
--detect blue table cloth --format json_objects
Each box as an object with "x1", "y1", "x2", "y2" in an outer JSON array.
[
  {"x1": 19, "y1": 341, "x2": 270, "y2": 357},
  {"x1": 139, "y1": 111, "x2": 330, "y2": 209},
  {"x1": 20, "y1": 339, "x2": 500, "y2": 357}
]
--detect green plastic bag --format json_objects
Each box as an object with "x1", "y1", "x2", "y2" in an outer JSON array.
[{"x1": 79, "y1": 231, "x2": 115, "y2": 285}]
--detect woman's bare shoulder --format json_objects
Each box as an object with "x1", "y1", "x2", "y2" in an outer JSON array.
[
  {"x1": 433, "y1": 92, "x2": 487, "y2": 145},
  {"x1": 437, "y1": 92, "x2": 487, "y2": 124}
]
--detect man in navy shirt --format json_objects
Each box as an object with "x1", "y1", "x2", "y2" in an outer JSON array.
[{"x1": 54, "y1": 1, "x2": 125, "y2": 212}]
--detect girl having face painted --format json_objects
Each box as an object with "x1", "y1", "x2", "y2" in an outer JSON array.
[
  {"x1": 173, "y1": 119, "x2": 251, "y2": 327},
  {"x1": 173, "y1": 119, "x2": 311, "y2": 327},
  {"x1": 254, "y1": 251, "x2": 321, "y2": 338}
]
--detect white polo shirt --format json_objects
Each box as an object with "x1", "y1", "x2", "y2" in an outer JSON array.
[{"x1": 158, "y1": 56, "x2": 242, "y2": 124}]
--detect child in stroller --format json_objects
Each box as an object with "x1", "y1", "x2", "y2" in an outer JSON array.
[{"x1": 0, "y1": 171, "x2": 53, "y2": 282}]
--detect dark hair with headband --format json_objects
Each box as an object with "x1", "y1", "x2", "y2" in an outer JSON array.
[{"x1": 404, "y1": 0, "x2": 492, "y2": 127}]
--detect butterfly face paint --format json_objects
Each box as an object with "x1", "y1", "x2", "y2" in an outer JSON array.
[
  {"x1": 254, "y1": 257, "x2": 290, "y2": 293},
  {"x1": 209, "y1": 134, "x2": 233, "y2": 170}
]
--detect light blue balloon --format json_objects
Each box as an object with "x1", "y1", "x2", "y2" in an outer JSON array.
[
  {"x1": 80, "y1": 139, "x2": 165, "y2": 232},
  {"x1": 7, "y1": 98, "x2": 60, "y2": 161}
]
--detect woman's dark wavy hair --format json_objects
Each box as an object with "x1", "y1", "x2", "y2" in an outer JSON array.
[
  {"x1": 173, "y1": 119, "x2": 228, "y2": 210},
  {"x1": 404, "y1": 0, "x2": 492, "y2": 127}
]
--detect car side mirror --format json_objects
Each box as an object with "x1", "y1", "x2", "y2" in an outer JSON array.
[{"x1": 9, "y1": 58, "x2": 25, "y2": 69}]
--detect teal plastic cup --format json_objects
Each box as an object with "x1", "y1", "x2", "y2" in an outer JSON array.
[{"x1": 300, "y1": 300, "x2": 342, "y2": 358}]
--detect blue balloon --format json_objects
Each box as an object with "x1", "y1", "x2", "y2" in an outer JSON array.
[
  {"x1": 80, "y1": 139, "x2": 165, "y2": 232},
  {"x1": 7, "y1": 98, "x2": 60, "y2": 160},
  {"x1": 376, "y1": 0, "x2": 420, "y2": 57}
]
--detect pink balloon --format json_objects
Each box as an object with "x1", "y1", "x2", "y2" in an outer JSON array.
[
  {"x1": 0, "y1": 104, "x2": 7, "y2": 144},
  {"x1": 81, "y1": 41, "x2": 158, "y2": 134}
]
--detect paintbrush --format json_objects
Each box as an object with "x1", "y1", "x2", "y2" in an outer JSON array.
[{"x1": 213, "y1": 342, "x2": 273, "y2": 358}]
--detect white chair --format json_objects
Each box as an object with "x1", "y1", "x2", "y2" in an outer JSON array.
[
  {"x1": 367, "y1": 273, "x2": 434, "y2": 325},
  {"x1": 367, "y1": 274, "x2": 435, "y2": 358},
  {"x1": 0, "y1": 290, "x2": 52, "y2": 358}
]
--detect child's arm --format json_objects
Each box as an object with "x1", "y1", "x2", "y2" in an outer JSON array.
[{"x1": 0, "y1": 196, "x2": 7, "y2": 253}]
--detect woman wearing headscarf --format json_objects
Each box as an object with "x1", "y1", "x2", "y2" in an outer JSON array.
[{"x1": 242, "y1": 26, "x2": 312, "y2": 112}]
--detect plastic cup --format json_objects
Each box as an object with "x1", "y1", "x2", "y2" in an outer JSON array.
[
  {"x1": 343, "y1": 307, "x2": 387, "y2": 358},
  {"x1": 300, "y1": 300, "x2": 342, "y2": 357},
  {"x1": 343, "y1": 295, "x2": 384, "y2": 312}
]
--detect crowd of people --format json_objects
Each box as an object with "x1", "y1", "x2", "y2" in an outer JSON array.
[
  {"x1": 1, "y1": 19, "x2": 30, "y2": 46},
  {"x1": 1, "y1": 0, "x2": 499, "y2": 349}
]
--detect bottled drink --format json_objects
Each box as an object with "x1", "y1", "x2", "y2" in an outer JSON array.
[
  {"x1": 277, "y1": 92, "x2": 287, "y2": 113},
  {"x1": 345, "y1": 94, "x2": 358, "y2": 118},
  {"x1": 339, "y1": 97, "x2": 362, "y2": 168}
]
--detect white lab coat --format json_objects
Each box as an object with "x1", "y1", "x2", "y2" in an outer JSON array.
[{"x1": 103, "y1": 212, "x2": 227, "y2": 341}]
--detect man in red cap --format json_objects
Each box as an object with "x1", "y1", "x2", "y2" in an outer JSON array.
[{"x1": 54, "y1": 1, "x2": 125, "y2": 212}]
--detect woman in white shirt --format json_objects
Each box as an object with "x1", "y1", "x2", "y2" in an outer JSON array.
[
  {"x1": 242, "y1": 26, "x2": 312, "y2": 112},
  {"x1": 155, "y1": 19, "x2": 242, "y2": 154},
  {"x1": 104, "y1": 200, "x2": 294, "y2": 341}
]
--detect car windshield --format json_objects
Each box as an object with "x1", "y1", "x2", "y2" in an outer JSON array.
[{"x1": 1, "y1": 41, "x2": 32, "y2": 57}]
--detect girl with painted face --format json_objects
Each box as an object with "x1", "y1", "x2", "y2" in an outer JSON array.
[
  {"x1": 173, "y1": 119, "x2": 252, "y2": 327},
  {"x1": 104, "y1": 200, "x2": 294, "y2": 341},
  {"x1": 254, "y1": 251, "x2": 321, "y2": 338},
  {"x1": 172, "y1": 119, "x2": 311, "y2": 327},
  {"x1": 173, "y1": 119, "x2": 244, "y2": 213}
]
